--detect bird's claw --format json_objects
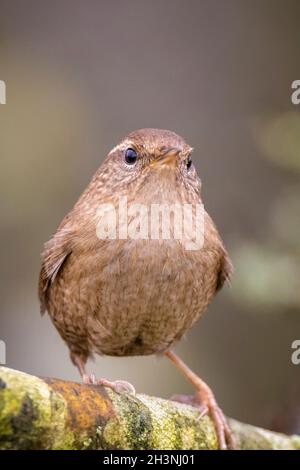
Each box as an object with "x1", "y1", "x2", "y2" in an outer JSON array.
[
  {"x1": 171, "y1": 392, "x2": 236, "y2": 450},
  {"x1": 82, "y1": 374, "x2": 135, "y2": 395},
  {"x1": 97, "y1": 378, "x2": 136, "y2": 394},
  {"x1": 202, "y1": 393, "x2": 235, "y2": 450}
]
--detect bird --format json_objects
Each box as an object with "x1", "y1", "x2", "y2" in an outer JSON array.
[{"x1": 39, "y1": 128, "x2": 234, "y2": 449}]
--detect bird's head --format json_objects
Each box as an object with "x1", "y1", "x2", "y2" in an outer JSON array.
[{"x1": 93, "y1": 129, "x2": 202, "y2": 202}]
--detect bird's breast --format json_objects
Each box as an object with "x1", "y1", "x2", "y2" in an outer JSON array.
[{"x1": 85, "y1": 236, "x2": 217, "y2": 356}]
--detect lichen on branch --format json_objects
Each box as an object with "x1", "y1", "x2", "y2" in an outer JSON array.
[{"x1": 0, "y1": 367, "x2": 299, "y2": 450}]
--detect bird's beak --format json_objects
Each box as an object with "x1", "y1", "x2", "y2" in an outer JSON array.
[{"x1": 151, "y1": 147, "x2": 181, "y2": 169}]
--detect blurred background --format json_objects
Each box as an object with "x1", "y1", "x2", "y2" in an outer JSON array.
[{"x1": 1, "y1": 0, "x2": 300, "y2": 433}]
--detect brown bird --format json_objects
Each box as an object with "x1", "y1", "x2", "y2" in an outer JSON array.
[{"x1": 39, "y1": 128, "x2": 234, "y2": 449}]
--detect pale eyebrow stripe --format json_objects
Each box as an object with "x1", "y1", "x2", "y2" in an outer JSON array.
[{"x1": 108, "y1": 140, "x2": 132, "y2": 155}]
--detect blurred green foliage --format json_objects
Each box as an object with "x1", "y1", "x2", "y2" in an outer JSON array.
[{"x1": 232, "y1": 112, "x2": 300, "y2": 312}]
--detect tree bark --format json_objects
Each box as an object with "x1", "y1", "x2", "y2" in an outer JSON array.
[{"x1": 0, "y1": 367, "x2": 299, "y2": 450}]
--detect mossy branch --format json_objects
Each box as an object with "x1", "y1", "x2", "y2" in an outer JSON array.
[{"x1": 0, "y1": 367, "x2": 299, "y2": 450}]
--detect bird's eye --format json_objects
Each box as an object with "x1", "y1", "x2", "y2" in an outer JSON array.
[
  {"x1": 124, "y1": 148, "x2": 138, "y2": 165},
  {"x1": 186, "y1": 155, "x2": 192, "y2": 170}
]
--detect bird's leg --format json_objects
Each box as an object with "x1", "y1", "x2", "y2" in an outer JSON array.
[
  {"x1": 71, "y1": 353, "x2": 135, "y2": 394},
  {"x1": 165, "y1": 350, "x2": 235, "y2": 450},
  {"x1": 71, "y1": 353, "x2": 97, "y2": 385}
]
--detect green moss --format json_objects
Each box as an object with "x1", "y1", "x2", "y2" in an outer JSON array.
[
  {"x1": 101, "y1": 391, "x2": 152, "y2": 449},
  {"x1": 137, "y1": 395, "x2": 217, "y2": 450},
  {"x1": 0, "y1": 387, "x2": 23, "y2": 442},
  {"x1": 291, "y1": 435, "x2": 300, "y2": 450},
  {"x1": 0, "y1": 367, "x2": 76, "y2": 450},
  {"x1": 1, "y1": 367, "x2": 300, "y2": 450},
  {"x1": 230, "y1": 419, "x2": 300, "y2": 450},
  {"x1": 102, "y1": 392, "x2": 218, "y2": 450}
]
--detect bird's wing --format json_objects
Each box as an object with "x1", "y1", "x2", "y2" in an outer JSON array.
[
  {"x1": 38, "y1": 222, "x2": 73, "y2": 314},
  {"x1": 204, "y1": 210, "x2": 233, "y2": 292},
  {"x1": 216, "y1": 250, "x2": 233, "y2": 292}
]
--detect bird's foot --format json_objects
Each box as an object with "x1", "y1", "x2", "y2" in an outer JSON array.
[
  {"x1": 97, "y1": 378, "x2": 136, "y2": 394},
  {"x1": 171, "y1": 391, "x2": 235, "y2": 450},
  {"x1": 82, "y1": 373, "x2": 135, "y2": 394}
]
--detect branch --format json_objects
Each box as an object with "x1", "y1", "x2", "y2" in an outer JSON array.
[{"x1": 0, "y1": 367, "x2": 299, "y2": 450}]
